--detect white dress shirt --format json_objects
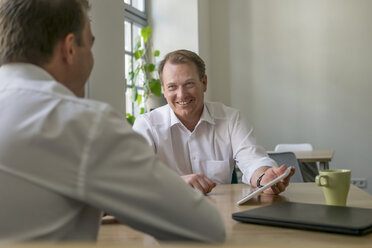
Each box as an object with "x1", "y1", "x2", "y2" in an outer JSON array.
[
  {"x1": 0, "y1": 63, "x2": 225, "y2": 243},
  {"x1": 133, "y1": 102, "x2": 277, "y2": 184}
]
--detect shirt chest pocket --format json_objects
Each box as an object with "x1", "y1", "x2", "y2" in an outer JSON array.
[{"x1": 202, "y1": 160, "x2": 232, "y2": 184}]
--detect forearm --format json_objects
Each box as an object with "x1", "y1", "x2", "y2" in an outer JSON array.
[
  {"x1": 87, "y1": 138, "x2": 225, "y2": 242},
  {"x1": 250, "y1": 166, "x2": 271, "y2": 187}
]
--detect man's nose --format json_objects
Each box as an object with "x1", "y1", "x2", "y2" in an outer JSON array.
[{"x1": 176, "y1": 86, "x2": 187, "y2": 98}]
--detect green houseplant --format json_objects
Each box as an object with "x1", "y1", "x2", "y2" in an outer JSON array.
[{"x1": 126, "y1": 26, "x2": 163, "y2": 125}]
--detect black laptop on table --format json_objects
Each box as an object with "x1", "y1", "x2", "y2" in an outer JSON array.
[{"x1": 232, "y1": 202, "x2": 372, "y2": 236}]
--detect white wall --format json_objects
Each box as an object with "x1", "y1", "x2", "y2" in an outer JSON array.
[
  {"x1": 150, "y1": 0, "x2": 213, "y2": 94},
  {"x1": 150, "y1": 0, "x2": 199, "y2": 59},
  {"x1": 207, "y1": 0, "x2": 372, "y2": 193},
  {"x1": 150, "y1": 0, "x2": 215, "y2": 100},
  {"x1": 88, "y1": 0, "x2": 125, "y2": 116}
]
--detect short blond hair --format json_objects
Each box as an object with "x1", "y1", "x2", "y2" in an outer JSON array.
[{"x1": 158, "y1": 49, "x2": 206, "y2": 83}]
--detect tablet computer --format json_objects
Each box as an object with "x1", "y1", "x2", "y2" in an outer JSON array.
[{"x1": 237, "y1": 166, "x2": 292, "y2": 205}]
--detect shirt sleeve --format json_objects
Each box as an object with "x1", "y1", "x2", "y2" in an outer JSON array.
[
  {"x1": 230, "y1": 110, "x2": 277, "y2": 184},
  {"x1": 82, "y1": 107, "x2": 226, "y2": 243}
]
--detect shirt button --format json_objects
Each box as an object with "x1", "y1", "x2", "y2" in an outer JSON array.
[{"x1": 192, "y1": 156, "x2": 196, "y2": 161}]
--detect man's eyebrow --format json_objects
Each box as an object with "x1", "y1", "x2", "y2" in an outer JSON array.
[{"x1": 185, "y1": 77, "x2": 197, "y2": 82}]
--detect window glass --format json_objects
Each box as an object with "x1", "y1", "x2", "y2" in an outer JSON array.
[
  {"x1": 125, "y1": 21, "x2": 131, "y2": 51},
  {"x1": 136, "y1": 62, "x2": 145, "y2": 87},
  {"x1": 132, "y1": 0, "x2": 145, "y2": 12},
  {"x1": 132, "y1": 24, "x2": 142, "y2": 48},
  {"x1": 125, "y1": 90, "x2": 132, "y2": 114},
  {"x1": 125, "y1": 54, "x2": 132, "y2": 85}
]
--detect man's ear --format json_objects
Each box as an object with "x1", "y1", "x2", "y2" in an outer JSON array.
[
  {"x1": 202, "y1": 75, "x2": 207, "y2": 92},
  {"x1": 60, "y1": 33, "x2": 76, "y2": 64}
]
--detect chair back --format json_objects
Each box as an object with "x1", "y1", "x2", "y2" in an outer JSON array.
[
  {"x1": 274, "y1": 143, "x2": 319, "y2": 182},
  {"x1": 268, "y1": 152, "x2": 304, "y2": 182},
  {"x1": 275, "y1": 143, "x2": 313, "y2": 152}
]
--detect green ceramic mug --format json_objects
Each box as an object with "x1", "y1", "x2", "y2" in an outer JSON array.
[{"x1": 315, "y1": 169, "x2": 351, "y2": 206}]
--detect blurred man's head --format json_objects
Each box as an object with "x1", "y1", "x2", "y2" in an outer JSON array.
[
  {"x1": 0, "y1": 0, "x2": 89, "y2": 65},
  {"x1": 0, "y1": 0, "x2": 93, "y2": 97}
]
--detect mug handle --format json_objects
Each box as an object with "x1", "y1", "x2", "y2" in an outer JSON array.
[{"x1": 315, "y1": 175, "x2": 328, "y2": 187}]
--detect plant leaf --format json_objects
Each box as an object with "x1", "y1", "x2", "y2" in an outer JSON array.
[
  {"x1": 134, "y1": 49, "x2": 144, "y2": 60},
  {"x1": 134, "y1": 39, "x2": 141, "y2": 51},
  {"x1": 136, "y1": 94, "x2": 142, "y2": 106},
  {"x1": 128, "y1": 72, "x2": 135, "y2": 82},
  {"x1": 153, "y1": 50, "x2": 160, "y2": 57},
  {"x1": 140, "y1": 107, "x2": 145, "y2": 114},
  {"x1": 141, "y1": 26, "x2": 151, "y2": 43},
  {"x1": 126, "y1": 113, "x2": 135, "y2": 125},
  {"x1": 144, "y1": 63, "x2": 155, "y2": 73},
  {"x1": 150, "y1": 79, "x2": 162, "y2": 97}
]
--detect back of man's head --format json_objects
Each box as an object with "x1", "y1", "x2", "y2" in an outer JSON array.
[{"x1": 0, "y1": 0, "x2": 89, "y2": 66}]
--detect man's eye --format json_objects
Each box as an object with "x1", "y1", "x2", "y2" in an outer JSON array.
[
  {"x1": 185, "y1": 82, "x2": 194, "y2": 88},
  {"x1": 168, "y1": 85, "x2": 176, "y2": 90}
]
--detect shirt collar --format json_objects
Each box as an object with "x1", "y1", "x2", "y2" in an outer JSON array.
[
  {"x1": 199, "y1": 104, "x2": 215, "y2": 125},
  {"x1": 0, "y1": 63, "x2": 75, "y2": 97},
  {"x1": 169, "y1": 103, "x2": 215, "y2": 128},
  {"x1": 169, "y1": 106, "x2": 181, "y2": 127}
]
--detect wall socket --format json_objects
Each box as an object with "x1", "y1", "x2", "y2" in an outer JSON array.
[{"x1": 351, "y1": 178, "x2": 367, "y2": 189}]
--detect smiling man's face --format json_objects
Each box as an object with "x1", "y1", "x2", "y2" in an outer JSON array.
[{"x1": 161, "y1": 61, "x2": 207, "y2": 127}]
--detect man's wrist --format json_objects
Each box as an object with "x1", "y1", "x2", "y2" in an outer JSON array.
[
  {"x1": 251, "y1": 166, "x2": 270, "y2": 186},
  {"x1": 256, "y1": 173, "x2": 265, "y2": 188}
]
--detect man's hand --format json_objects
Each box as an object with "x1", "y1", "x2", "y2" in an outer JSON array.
[
  {"x1": 260, "y1": 164, "x2": 295, "y2": 194},
  {"x1": 252, "y1": 164, "x2": 295, "y2": 195},
  {"x1": 181, "y1": 174, "x2": 216, "y2": 194}
]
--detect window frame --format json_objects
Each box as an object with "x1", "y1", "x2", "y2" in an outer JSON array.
[{"x1": 124, "y1": 0, "x2": 148, "y2": 116}]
